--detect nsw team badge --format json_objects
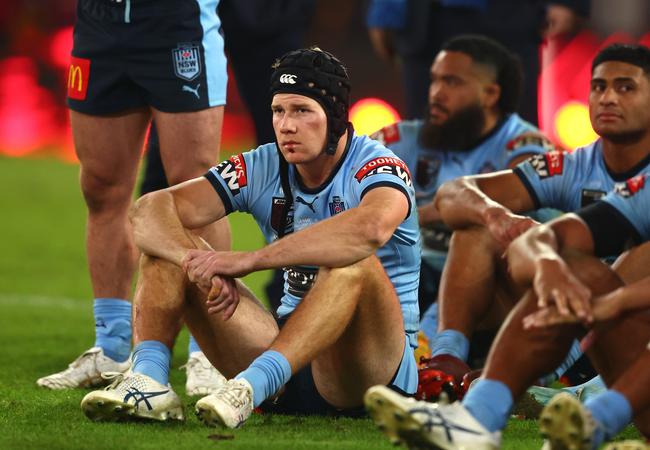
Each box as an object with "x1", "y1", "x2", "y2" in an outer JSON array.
[
  {"x1": 328, "y1": 196, "x2": 346, "y2": 216},
  {"x1": 172, "y1": 44, "x2": 202, "y2": 81}
]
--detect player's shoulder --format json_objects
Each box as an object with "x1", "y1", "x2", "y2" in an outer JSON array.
[
  {"x1": 502, "y1": 114, "x2": 556, "y2": 153},
  {"x1": 349, "y1": 136, "x2": 412, "y2": 186},
  {"x1": 213, "y1": 143, "x2": 278, "y2": 184},
  {"x1": 611, "y1": 172, "x2": 650, "y2": 201},
  {"x1": 369, "y1": 120, "x2": 422, "y2": 146}
]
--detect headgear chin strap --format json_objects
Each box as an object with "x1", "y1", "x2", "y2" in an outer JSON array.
[{"x1": 270, "y1": 47, "x2": 351, "y2": 155}]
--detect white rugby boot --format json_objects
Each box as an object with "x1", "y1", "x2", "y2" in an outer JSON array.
[
  {"x1": 539, "y1": 392, "x2": 597, "y2": 450},
  {"x1": 195, "y1": 378, "x2": 254, "y2": 429},
  {"x1": 180, "y1": 351, "x2": 227, "y2": 396},
  {"x1": 365, "y1": 385, "x2": 501, "y2": 450},
  {"x1": 36, "y1": 347, "x2": 130, "y2": 390},
  {"x1": 81, "y1": 372, "x2": 184, "y2": 422}
]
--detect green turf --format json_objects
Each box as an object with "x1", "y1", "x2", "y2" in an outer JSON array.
[{"x1": 0, "y1": 156, "x2": 642, "y2": 449}]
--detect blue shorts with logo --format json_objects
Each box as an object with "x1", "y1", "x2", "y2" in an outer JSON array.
[
  {"x1": 260, "y1": 316, "x2": 418, "y2": 416},
  {"x1": 67, "y1": 0, "x2": 227, "y2": 114}
]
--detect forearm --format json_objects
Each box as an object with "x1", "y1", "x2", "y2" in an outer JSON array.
[
  {"x1": 252, "y1": 207, "x2": 386, "y2": 270},
  {"x1": 508, "y1": 224, "x2": 563, "y2": 284},
  {"x1": 608, "y1": 277, "x2": 650, "y2": 313},
  {"x1": 435, "y1": 177, "x2": 510, "y2": 229},
  {"x1": 130, "y1": 191, "x2": 209, "y2": 266}
]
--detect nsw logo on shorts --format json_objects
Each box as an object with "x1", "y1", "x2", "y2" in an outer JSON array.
[{"x1": 172, "y1": 44, "x2": 201, "y2": 81}]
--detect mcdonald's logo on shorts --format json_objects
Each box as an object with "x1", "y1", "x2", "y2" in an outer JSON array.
[{"x1": 67, "y1": 57, "x2": 90, "y2": 101}]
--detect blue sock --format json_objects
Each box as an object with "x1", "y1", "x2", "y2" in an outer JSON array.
[
  {"x1": 430, "y1": 329, "x2": 469, "y2": 361},
  {"x1": 419, "y1": 303, "x2": 439, "y2": 343},
  {"x1": 553, "y1": 340, "x2": 583, "y2": 380},
  {"x1": 93, "y1": 298, "x2": 131, "y2": 362},
  {"x1": 188, "y1": 334, "x2": 201, "y2": 355},
  {"x1": 585, "y1": 389, "x2": 632, "y2": 449},
  {"x1": 463, "y1": 379, "x2": 513, "y2": 432},
  {"x1": 132, "y1": 340, "x2": 171, "y2": 386},
  {"x1": 236, "y1": 350, "x2": 292, "y2": 407}
]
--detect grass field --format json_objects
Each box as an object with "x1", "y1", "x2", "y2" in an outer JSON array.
[{"x1": 0, "y1": 156, "x2": 641, "y2": 449}]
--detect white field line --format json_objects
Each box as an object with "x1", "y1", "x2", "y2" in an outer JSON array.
[{"x1": 0, "y1": 293, "x2": 86, "y2": 310}]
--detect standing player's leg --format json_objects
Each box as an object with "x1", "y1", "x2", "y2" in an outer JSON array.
[
  {"x1": 154, "y1": 106, "x2": 232, "y2": 396},
  {"x1": 37, "y1": 109, "x2": 151, "y2": 390},
  {"x1": 153, "y1": 106, "x2": 230, "y2": 251}
]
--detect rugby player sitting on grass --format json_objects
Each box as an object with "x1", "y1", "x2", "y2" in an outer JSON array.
[{"x1": 80, "y1": 47, "x2": 421, "y2": 427}]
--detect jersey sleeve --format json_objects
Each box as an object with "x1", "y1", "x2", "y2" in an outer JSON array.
[
  {"x1": 204, "y1": 146, "x2": 275, "y2": 215},
  {"x1": 576, "y1": 174, "x2": 649, "y2": 257},
  {"x1": 512, "y1": 150, "x2": 574, "y2": 210},
  {"x1": 505, "y1": 132, "x2": 555, "y2": 166},
  {"x1": 352, "y1": 155, "x2": 414, "y2": 219}
]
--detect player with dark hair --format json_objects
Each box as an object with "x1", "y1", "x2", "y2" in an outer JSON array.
[
  {"x1": 371, "y1": 34, "x2": 554, "y2": 389},
  {"x1": 366, "y1": 175, "x2": 650, "y2": 449},
  {"x1": 37, "y1": 0, "x2": 232, "y2": 390},
  {"x1": 399, "y1": 42, "x2": 650, "y2": 396},
  {"x1": 79, "y1": 47, "x2": 421, "y2": 426}
]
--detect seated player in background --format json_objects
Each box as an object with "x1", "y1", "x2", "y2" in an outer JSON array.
[
  {"x1": 79, "y1": 48, "x2": 421, "y2": 427},
  {"x1": 422, "y1": 43, "x2": 650, "y2": 396},
  {"x1": 365, "y1": 171, "x2": 650, "y2": 450},
  {"x1": 371, "y1": 34, "x2": 552, "y2": 359}
]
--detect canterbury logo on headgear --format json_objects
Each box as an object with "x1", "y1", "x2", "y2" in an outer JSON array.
[{"x1": 279, "y1": 74, "x2": 297, "y2": 84}]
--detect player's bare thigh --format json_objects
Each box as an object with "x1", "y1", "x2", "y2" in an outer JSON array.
[
  {"x1": 311, "y1": 256, "x2": 407, "y2": 408},
  {"x1": 70, "y1": 108, "x2": 151, "y2": 198},
  {"x1": 152, "y1": 106, "x2": 225, "y2": 184},
  {"x1": 612, "y1": 241, "x2": 650, "y2": 284},
  {"x1": 476, "y1": 257, "x2": 527, "y2": 331},
  {"x1": 184, "y1": 278, "x2": 279, "y2": 379}
]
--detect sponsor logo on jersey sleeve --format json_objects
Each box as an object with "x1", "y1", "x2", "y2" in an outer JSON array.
[
  {"x1": 528, "y1": 151, "x2": 564, "y2": 179},
  {"x1": 214, "y1": 154, "x2": 247, "y2": 195},
  {"x1": 614, "y1": 174, "x2": 647, "y2": 198},
  {"x1": 370, "y1": 124, "x2": 401, "y2": 145},
  {"x1": 354, "y1": 156, "x2": 412, "y2": 187},
  {"x1": 67, "y1": 57, "x2": 91, "y2": 101},
  {"x1": 506, "y1": 132, "x2": 556, "y2": 153}
]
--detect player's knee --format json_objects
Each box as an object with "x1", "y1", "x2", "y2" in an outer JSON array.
[
  {"x1": 449, "y1": 226, "x2": 498, "y2": 254},
  {"x1": 80, "y1": 168, "x2": 132, "y2": 213},
  {"x1": 320, "y1": 256, "x2": 377, "y2": 284},
  {"x1": 164, "y1": 154, "x2": 215, "y2": 185}
]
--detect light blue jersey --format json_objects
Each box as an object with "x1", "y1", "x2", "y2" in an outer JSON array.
[
  {"x1": 514, "y1": 139, "x2": 650, "y2": 212},
  {"x1": 374, "y1": 113, "x2": 548, "y2": 206},
  {"x1": 205, "y1": 133, "x2": 421, "y2": 346},
  {"x1": 373, "y1": 113, "x2": 550, "y2": 271}
]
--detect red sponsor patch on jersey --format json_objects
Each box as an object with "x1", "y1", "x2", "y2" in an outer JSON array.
[
  {"x1": 67, "y1": 57, "x2": 91, "y2": 101},
  {"x1": 354, "y1": 156, "x2": 411, "y2": 183},
  {"x1": 626, "y1": 174, "x2": 646, "y2": 196},
  {"x1": 545, "y1": 151, "x2": 564, "y2": 176},
  {"x1": 229, "y1": 154, "x2": 248, "y2": 188},
  {"x1": 380, "y1": 124, "x2": 401, "y2": 144},
  {"x1": 506, "y1": 132, "x2": 555, "y2": 152}
]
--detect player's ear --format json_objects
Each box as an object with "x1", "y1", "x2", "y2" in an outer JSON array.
[{"x1": 483, "y1": 83, "x2": 500, "y2": 109}]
